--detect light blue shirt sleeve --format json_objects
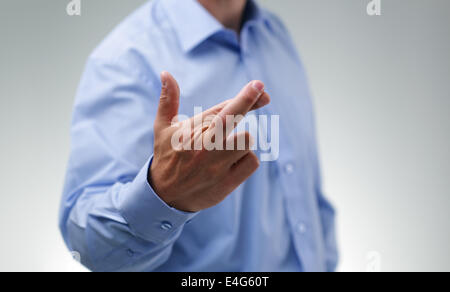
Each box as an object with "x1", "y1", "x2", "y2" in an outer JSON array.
[{"x1": 60, "y1": 56, "x2": 196, "y2": 271}]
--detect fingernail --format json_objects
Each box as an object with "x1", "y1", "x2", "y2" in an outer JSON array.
[
  {"x1": 161, "y1": 71, "x2": 168, "y2": 89},
  {"x1": 252, "y1": 81, "x2": 265, "y2": 96}
]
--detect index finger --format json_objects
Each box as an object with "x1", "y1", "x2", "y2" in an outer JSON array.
[
  {"x1": 218, "y1": 81, "x2": 265, "y2": 119},
  {"x1": 207, "y1": 81, "x2": 265, "y2": 137},
  {"x1": 182, "y1": 83, "x2": 269, "y2": 132},
  {"x1": 191, "y1": 88, "x2": 270, "y2": 123}
]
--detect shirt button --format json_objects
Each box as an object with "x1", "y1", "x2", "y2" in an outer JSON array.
[
  {"x1": 160, "y1": 221, "x2": 173, "y2": 231},
  {"x1": 284, "y1": 163, "x2": 295, "y2": 175},
  {"x1": 127, "y1": 249, "x2": 134, "y2": 257},
  {"x1": 297, "y1": 223, "x2": 307, "y2": 234}
]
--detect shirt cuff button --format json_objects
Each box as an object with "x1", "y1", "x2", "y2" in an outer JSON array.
[{"x1": 160, "y1": 221, "x2": 173, "y2": 231}]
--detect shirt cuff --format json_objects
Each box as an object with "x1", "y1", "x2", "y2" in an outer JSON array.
[{"x1": 118, "y1": 156, "x2": 198, "y2": 244}]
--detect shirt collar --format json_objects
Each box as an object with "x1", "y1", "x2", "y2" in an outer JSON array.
[{"x1": 162, "y1": 0, "x2": 266, "y2": 53}]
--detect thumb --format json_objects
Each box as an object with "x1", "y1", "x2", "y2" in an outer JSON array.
[{"x1": 155, "y1": 71, "x2": 180, "y2": 130}]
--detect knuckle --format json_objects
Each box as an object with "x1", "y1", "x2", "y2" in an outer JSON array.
[
  {"x1": 194, "y1": 149, "x2": 207, "y2": 160},
  {"x1": 242, "y1": 92, "x2": 256, "y2": 105},
  {"x1": 159, "y1": 90, "x2": 169, "y2": 101},
  {"x1": 243, "y1": 132, "x2": 255, "y2": 149},
  {"x1": 245, "y1": 131, "x2": 253, "y2": 141},
  {"x1": 203, "y1": 114, "x2": 215, "y2": 125},
  {"x1": 207, "y1": 164, "x2": 221, "y2": 177},
  {"x1": 249, "y1": 153, "x2": 260, "y2": 169},
  {"x1": 243, "y1": 131, "x2": 252, "y2": 140}
]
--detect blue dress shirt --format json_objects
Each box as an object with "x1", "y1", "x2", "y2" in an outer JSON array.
[{"x1": 59, "y1": 0, "x2": 338, "y2": 272}]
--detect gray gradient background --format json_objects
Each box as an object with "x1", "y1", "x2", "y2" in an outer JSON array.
[{"x1": 0, "y1": 0, "x2": 449, "y2": 272}]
